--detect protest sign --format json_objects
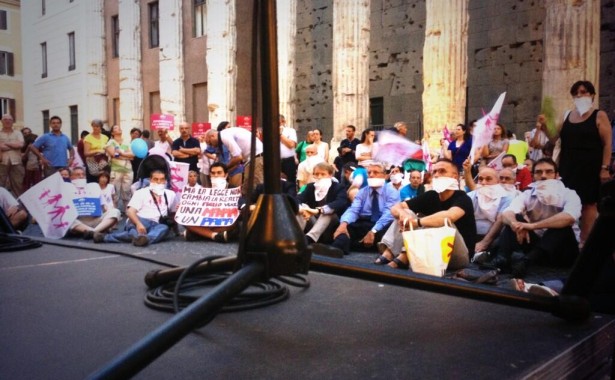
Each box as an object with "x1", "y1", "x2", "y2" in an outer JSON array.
[
  {"x1": 236, "y1": 115, "x2": 252, "y2": 131},
  {"x1": 192, "y1": 122, "x2": 211, "y2": 138},
  {"x1": 19, "y1": 173, "x2": 78, "y2": 239},
  {"x1": 175, "y1": 186, "x2": 241, "y2": 227},
  {"x1": 169, "y1": 161, "x2": 190, "y2": 193},
  {"x1": 151, "y1": 113, "x2": 175, "y2": 131}
]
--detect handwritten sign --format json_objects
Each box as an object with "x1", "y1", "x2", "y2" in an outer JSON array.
[
  {"x1": 151, "y1": 113, "x2": 175, "y2": 131},
  {"x1": 19, "y1": 173, "x2": 78, "y2": 238},
  {"x1": 174, "y1": 186, "x2": 241, "y2": 227}
]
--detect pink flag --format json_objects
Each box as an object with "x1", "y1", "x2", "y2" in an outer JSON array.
[
  {"x1": 373, "y1": 130, "x2": 422, "y2": 167},
  {"x1": 422, "y1": 140, "x2": 432, "y2": 172},
  {"x1": 470, "y1": 92, "x2": 507, "y2": 163},
  {"x1": 19, "y1": 173, "x2": 78, "y2": 239},
  {"x1": 486, "y1": 151, "x2": 506, "y2": 171},
  {"x1": 169, "y1": 161, "x2": 190, "y2": 193},
  {"x1": 443, "y1": 125, "x2": 452, "y2": 143}
]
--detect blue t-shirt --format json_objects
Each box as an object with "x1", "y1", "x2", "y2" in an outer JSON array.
[
  {"x1": 33, "y1": 132, "x2": 73, "y2": 167},
  {"x1": 400, "y1": 184, "x2": 419, "y2": 201},
  {"x1": 447, "y1": 137, "x2": 472, "y2": 171}
]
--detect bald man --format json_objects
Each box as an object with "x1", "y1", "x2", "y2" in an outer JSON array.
[{"x1": 172, "y1": 122, "x2": 201, "y2": 172}]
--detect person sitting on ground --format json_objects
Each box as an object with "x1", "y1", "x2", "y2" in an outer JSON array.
[
  {"x1": 466, "y1": 167, "x2": 514, "y2": 253},
  {"x1": 296, "y1": 144, "x2": 325, "y2": 191},
  {"x1": 482, "y1": 123, "x2": 509, "y2": 165},
  {"x1": 498, "y1": 167, "x2": 521, "y2": 197},
  {"x1": 94, "y1": 170, "x2": 177, "y2": 246},
  {"x1": 489, "y1": 158, "x2": 581, "y2": 278},
  {"x1": 311, "y1": 161, "x2": 399, "y2": 258},
  {"x1": 0, "y1": 186, "x2": 28, "y2": 231},
  {"x1": 399, "y1": 169, "x2": 425, "y2": 201},
  {"x1": 501, "y1": 154, "x2": 532, "y2": 191},
  {"x1": 355, "y1": 128, "x2": 377, "y2": 166},
  {"x1": 66, "y1": 167, "x2": 120, "y2": 239},
  {"x1": 185, "y1": 170, "x2": 202, "y2": 190},
  {"x1": 333, "y1": 125, "x2": 360, "y2": 181},
  {"x1": 387, "y1": 165, "x2": 406, "y2": 192},
  {"x1": 183, "y1": 163, "x2": 239, "y2": 243},
  {"x1": 297, "y1": 162, "x2": 349, "y2": 245},
  {"x1": 375, "y1": 158, "x2": 476, "y2": 271}
]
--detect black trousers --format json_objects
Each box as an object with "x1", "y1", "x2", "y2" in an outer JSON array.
[
  {"x1": 498, "y1": 214, "x2": 579, "y2": 267},
  {"x1": 331, "y1": 219, "x2": 390, "y2": 255},
  {"x1": 281, "y1": 156, "x2": 297, "y2": 184}
]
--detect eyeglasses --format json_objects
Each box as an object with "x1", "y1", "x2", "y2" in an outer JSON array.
[{"x1": 534, "y1": 169, "x2": 555, "y2": 176}]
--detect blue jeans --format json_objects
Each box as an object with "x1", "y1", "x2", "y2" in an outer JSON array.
[{"x1": 104, "y1": 216, "x2": 170, "y2": 244}]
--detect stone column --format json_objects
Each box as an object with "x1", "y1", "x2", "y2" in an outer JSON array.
[
  {"x1": 332, "y1": 0, "x2": 370, "y2": 151},
  {"x1": 277, "y1": 0, "x2": 297, "y2": 126},
  {"x1": 542, "y1": 0, "x2": 600, "y2": 127},
  {"x1": 206, "y1": 0, "x2": 237, "y2": 127},
  {"x1": 159, "y1": 0, "x2": 186, "y2": 124},
  {"x1": 118, "y1": 0, "x2": 143, "y2": 136},
  {"x1": 84, "y1": 0, "x2": 107, "y2": 125},
  {"x1": 422, "y1": 0, "x2": 469, "y2": 149}
]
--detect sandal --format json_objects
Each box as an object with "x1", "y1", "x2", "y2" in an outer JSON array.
[
  {"x1": 374, "y1": 255, "x2": 392, "y2": 265},
  {"x1": 388, "y1": 257, "x2": 409, "y2": 270}
]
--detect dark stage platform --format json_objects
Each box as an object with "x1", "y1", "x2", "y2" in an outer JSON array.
[{"x1": 0, "y1": 241, "x2": 613, "y2": 379}]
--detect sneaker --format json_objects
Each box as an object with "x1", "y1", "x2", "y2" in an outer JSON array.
[
  {"x1": 83, "y1": 230, "x2": 95, "y2": 240},
  {"x1": 528, "y1": 284, "x2": 558, "y2": 297},
  {"x1": 132, "y1": 235, "x2": 149, "y2": 247},
  {"x1": 93, "y1": 232, "x2": 106, "y2": 243},
  {"x1": 183, "y1": 229, "x2": 200, "y2": 242}
]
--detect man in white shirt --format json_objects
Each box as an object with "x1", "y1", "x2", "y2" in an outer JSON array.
[
  {"x1": 492, "y1": 158, "x2": 582, "y2": 277},
  {"x1": 279, "y1": 114, "x2": 298, "y2": 183},
  {"x1": 206, "y1": 127, "x2": 264, "y2": 195},
  {"x1": 94, "y1": 170, "x2": 177, "y2": 246}
]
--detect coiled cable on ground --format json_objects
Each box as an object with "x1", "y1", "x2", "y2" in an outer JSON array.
[{"x1": 144, "y1": 255, "x2": 310, "y2": 320}]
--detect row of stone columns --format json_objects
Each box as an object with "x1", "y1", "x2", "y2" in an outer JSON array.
[{"x1": 113, "y1": 0, "x2": 600, "y2": 148}]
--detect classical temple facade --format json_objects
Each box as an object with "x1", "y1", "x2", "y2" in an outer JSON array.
[{"x1": 20, "y1": 0, "x2": 615, "y2": 150}]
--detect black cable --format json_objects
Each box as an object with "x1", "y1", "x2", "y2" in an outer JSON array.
[
  {"x1": 0, "y1": 234, "x2": 43, "y2": 252},
  {"x1": 144, "y1": 255, "x2": 310, "y2": 318}
]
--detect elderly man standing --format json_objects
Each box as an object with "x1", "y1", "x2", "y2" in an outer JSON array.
[
  {"x1": 172, "y1": 122, "x2": 201, "y2": 173},
  {"x1": 311, "y1": 161, "x2": 399, "y2": 258},
  {"x1": 31, "y1": 116, "x2": 74, "y2": 178},
  {"x1": 0, "y1": 114, "x2": 24, "y2": 196}
]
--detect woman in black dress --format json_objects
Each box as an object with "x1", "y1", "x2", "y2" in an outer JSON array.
[{"x1": 556, "y1": 80, "x2": 612, "y2": 247}]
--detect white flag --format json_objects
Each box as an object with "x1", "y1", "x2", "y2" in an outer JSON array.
[{"x1": 470, "y1": 92, "x2": 507, "y2": 163}]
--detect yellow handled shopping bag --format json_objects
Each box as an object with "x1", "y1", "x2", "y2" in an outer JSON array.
[{"x1": 402, "y1": 218, "x2": 456, "y2": 276}]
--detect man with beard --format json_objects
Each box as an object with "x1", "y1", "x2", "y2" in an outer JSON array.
[
  {"x1": 491, "y1": 158, "x2": 581, "y2": 278},
  {"x1": 374, "y1": 158, "x2": 476, "y2": 271}
]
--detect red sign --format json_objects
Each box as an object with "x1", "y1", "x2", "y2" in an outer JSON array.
[
  {"x1": 236, "y1": 115, "x2": 252, "y2": 131},
  {"x1": 192, "y1": 122, "x2": 211, "y2": 138},
  {"x1": 151, "y1": 113, "x2": 175, "y2": 131}
]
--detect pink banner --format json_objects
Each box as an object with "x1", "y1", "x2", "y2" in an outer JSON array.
[
  {"x1": 151, "y1": 113, "x2": 175, "y2": 131},
  {"x1": 236, "y1": 115, "x2": 252, "y2": 131},
  {"x1": 192, "y1": 122, "x2": 211, "y2": 138}
]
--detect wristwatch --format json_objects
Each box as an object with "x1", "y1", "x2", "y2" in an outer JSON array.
[
  {"x1": 370, "y1": 229, "x2": 377, "y2": 234},
  {"x1": 601, "y1": 165, "x2": 609, "y2": 170}
]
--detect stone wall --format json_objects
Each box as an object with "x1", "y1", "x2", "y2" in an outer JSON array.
[
  {"x1": 467, "y1": 0, "x2": 546, "y2": 136},
  {"x1": 295, "y1": 0, "x2": 333, "y2": 139}
]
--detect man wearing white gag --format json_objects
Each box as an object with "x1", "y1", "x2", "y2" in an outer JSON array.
[
  {"x1": 94, "y1": 170, "x2": 176, "y2": 246},
  {"x1": 375, "y1": 158, "x2": 476, "y2": 271},
  {"x1": 492, "y1": 158, "x2": 581, "y2": 278},
  {"x1": 297, "y1": 162, "x2": 349, "y2": 247},
  {"x1": 312, "y1": 162, "x2": 399, "y2": 258},
  {"x1": 467, "y1": 167, "x2": 514, "y2": 253}
]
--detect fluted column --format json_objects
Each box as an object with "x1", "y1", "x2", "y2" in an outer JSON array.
[
  {"x1": 332, "y1": 0, "x2": 370, "y2": 149},
  {"x1": 422, "y1": 0, "x2": 468, "y2": 149},
  {"x1": 118, "y1": 0, "x2": 143, "y2": 135},
  {"x1": 277, "y1": 0, "x2": 297, "y2": 126},
  {"x1": 159, "y1": 0, "x2": 186, "y2": 124},
  {"x1": 84, "y1": 0, "x2": 107, "y2": 124},
  {"x1": 542, "y1": 0, "x2": 600, "y2": 126},
  {"x1": 206, "y1": 0, "x2": 236, "y2": 126}
]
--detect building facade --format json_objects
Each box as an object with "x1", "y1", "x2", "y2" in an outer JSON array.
[
  {"x1": 19, "y1": 1, "x2": 615, "y2": 147},
  {"x1": 0, "y1": 0, "x2": 22, "y2": 128}
]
